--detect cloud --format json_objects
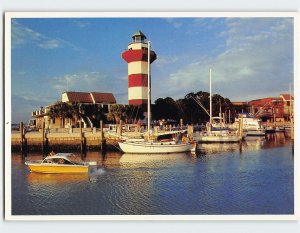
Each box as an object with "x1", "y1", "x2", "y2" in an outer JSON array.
[
  {"x1": 154, "y1": 56, "x2": 179, "y2": 67},
  {"x1": 49, "y1": 72, "x2": 104, "y2": 92},
  {"x1": 11, "y1": 94, "x2": 51, "y2": 123},
  {"x1": 48, "y1": 71, "x2": 127, "y2": 102},
  {"x1": 165, "y1": 18, "x2": 183, "y2": 29},
  {"x1": 72, "y1": 19, "x2": 90, "y2": 29},
  {"x1": 11, "y1": 19, "x2": 79, "y2": 50},
  {"x1": 159, "y1": 18, "x2": 293, "y2": 101}
]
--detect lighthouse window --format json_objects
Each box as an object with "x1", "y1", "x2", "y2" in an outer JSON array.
[{"x1": 135, "y1": 36, "x2": 142, "y2": 42}]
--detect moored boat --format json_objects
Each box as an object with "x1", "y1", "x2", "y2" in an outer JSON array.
[
  {"x1": 118, "y1": 140, "x2": 193, "y2": 154},
  {"x1": 195, "y1": 132, "x2": 241, "y2": 143},
  {"x1": 235, "y1": 113, "x2": 266, "y2": 136},
  {"x1": 25, "y1": 153, "x2": 96, "y2": 174}
]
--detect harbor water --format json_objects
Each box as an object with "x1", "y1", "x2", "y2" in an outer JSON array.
[{"x1": 11, "y1": 133, "x2": 293, "y2": 215}]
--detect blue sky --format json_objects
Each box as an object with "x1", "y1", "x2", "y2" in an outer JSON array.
[{"x1": 10, "y1": 17, "x2": 294, "y2": 123}]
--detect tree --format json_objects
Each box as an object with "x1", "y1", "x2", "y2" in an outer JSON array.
[
  {"x1": 152, "y1": 97, "x2": 180, "y2": 122},
  {"x1": 106, "y1": 104, "x2": 127, "y2": 124},
  {"x1": 47, "y1": 101, "x2": 73, "y2": 128},
  {"x1": 47, "y1": 102, "x2": 106, "y2": 128},
  {"x1": 124, "y1": 105, "x2": 145, "y2": 124},
  {"x1": 151, "y1": 91, "x2": 233, "y2": 125},
  {"x1": 80, "y1": 104, "x2": 106, "y2": 127}
]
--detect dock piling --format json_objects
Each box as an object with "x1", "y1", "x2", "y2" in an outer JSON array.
[
  {"x1": 19, "y1": 122, "x2": 27, "y2": 155},
  {"x1": 100, "y1": 120, "x2": 106, "y2": 154},
  {"x1": 79, "y1": 120, "x2": 86, "y2": 155},
  {"x1": 42, "y1": 121, "x2": 45, "y2": 156}
]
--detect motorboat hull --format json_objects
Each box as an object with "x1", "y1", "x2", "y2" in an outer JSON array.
[
  {"x1": 25, "y1": 163, "x2": 89, "y2": 174},
  {"x1": 118, "y1": 141, "x2": 193, "y2": 154}
]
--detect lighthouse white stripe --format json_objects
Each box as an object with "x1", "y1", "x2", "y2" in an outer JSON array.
[
  {"x1": 128, "y1": 43, "x2": 148, "y2": 50},
  {"x1": 128, "y1": 87, "x2": 148, "y2": 100},
  {"x1": 128, "y1": 61, "x2": 148, "y2": 75}
]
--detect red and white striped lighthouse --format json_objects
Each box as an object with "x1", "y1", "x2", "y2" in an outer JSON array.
[{"x1": 122, "y1": 31, "x2": 157, "y2": 109}]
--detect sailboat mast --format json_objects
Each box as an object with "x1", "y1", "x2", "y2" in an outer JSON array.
[
  {"x1": 147, "y1": 41, "x2": 151, "y2": 135},
  {"x1": 209, "y1": 69, "x2": 212, "y2": 125}
]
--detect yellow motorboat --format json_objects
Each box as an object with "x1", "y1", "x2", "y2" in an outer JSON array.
[{"x1": 25, "y1": 153, "x2": 96, "y2": 174}]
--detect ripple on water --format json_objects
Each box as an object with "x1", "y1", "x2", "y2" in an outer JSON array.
[{"x1": 11, "y1": 137, "x2": 294, "y2": 215}]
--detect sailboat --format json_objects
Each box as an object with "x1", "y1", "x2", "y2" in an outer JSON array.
[
  {"x1": 193, "y1": 69, "x2": 242, "y2": 143},
  {"x1": 118, "y1": 41, "x2": 193, "y2": 154}
]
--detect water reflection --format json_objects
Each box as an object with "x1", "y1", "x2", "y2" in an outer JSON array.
[
  {"x1": 197, "y1": 143, "x2": 242, "y2": 155},
  {"x1": 119, "y1": 153, "x2": 190, "y2": 168},
  {"x1": 11, "y1": 131, "x2": 294, "y2": 215},
  {"x1": 27, "y1": 172, "x2": 89, "y2": 185},
  {"x1": 196, "y1": 133, "x2": 292, "y2": 156}
]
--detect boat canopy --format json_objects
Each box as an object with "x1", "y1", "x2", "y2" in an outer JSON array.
[{"x1": 44, "y1": 153, "x2": 75, "y2": 161}]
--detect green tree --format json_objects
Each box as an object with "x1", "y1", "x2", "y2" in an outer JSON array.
[
  {"x1": 152, "y1": 97, "x2": 180, "y2": 122},
  {"x1": 124, "y1": 105, "x2": 145, "y2": 124},
  {"x1": 106, "y1": 104, "x2": 127, "y2": 124},
  {"x1": 47, "y1": 101, "x2": 73, "y2": 128}
]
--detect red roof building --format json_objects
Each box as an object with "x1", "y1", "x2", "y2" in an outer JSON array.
[
  {"x1": 32, "y1": 91, "x2": 117, "y2": 129},
  {"x1": 249, "y1": 94, "x2": 293, "y2": 122},
  {"x1": 62, "y1": 91, "x2": 116, "y2": 104}
]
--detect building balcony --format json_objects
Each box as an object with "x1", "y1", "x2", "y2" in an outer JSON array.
[{"x1": 31, "y1": 108, "x2": 48, "y2": 117}]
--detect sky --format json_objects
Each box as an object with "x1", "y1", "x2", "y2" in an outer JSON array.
[{"x1": 10, "y1": 16, "x2": 294, "y2": 123}]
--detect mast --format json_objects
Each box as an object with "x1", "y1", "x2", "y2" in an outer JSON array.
[
  {"x1": 209, "y1": 69, "x2": 212, "y2": 126},
  {"x1": 147, "y1": 41, "x2": 151, "y2": 136}
]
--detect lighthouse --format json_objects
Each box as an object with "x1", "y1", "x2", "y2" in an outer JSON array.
[{"x1": 122, "y1": 30, "x2": 157, "y2": 109}]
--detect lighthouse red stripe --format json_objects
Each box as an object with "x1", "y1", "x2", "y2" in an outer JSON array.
[
  {"x1": 122, "y1": 49, "x2": 157, "y2": 63},
  {"x1": 128, "y1": 74, "x2": 148, "y2": 87},
  {"x1": 129, "y1": 99, "x2": 147, "y2": 105}
]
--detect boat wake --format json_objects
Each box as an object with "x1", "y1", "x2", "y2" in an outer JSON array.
[{"x1": 89, "y1": 168, "x2": 105, "y2": 182}]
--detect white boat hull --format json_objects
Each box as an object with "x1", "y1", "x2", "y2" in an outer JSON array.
[
  {"x1": 245, "y1": 129, "x2": 266, "y2": 136},
  {"x1": 193, "y1": 131, "x2": 241, "y2": 143},
  {"x1": 118, "y1": 141, "x2": 193, "y2": 154},
  {"x1": 194, "y1": 134, "x2": 241, "y2": 143}
]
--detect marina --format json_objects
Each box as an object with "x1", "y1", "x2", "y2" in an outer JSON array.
[
  {"x1": 11, "y1": 132, "x2": 293, "y2": 215},
  {"x1": 6, "y1": 16, "x2": 295, "y2": 220}
]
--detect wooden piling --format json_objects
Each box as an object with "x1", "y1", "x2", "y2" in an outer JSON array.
[
  {"x1": 238, "y1": 118, "x2": 244, "y2": 140},
  {"x1": 187, "y1": 125, "x2": 193, "y2": 139},
  {"x1": 80, "y1": 120, "x2": 83, "y2": 153},
  {"x1": 41, "y1": 120, "x2": 45, "y2": 155},
  {"x1": 100, "y1": 120, "x2": 104, "y2": 140},
  {"x1": 291, "y1": 117, "x2": 294, "y2": 140},
  {"x1": 100, "y1": 120, "x2": 106, "y2": 153},
  {"x1": 117, "y1": 120, "x2": 122, "y2": 137},
  {"x1": 180, "y1": 119, "x2": 183, "y2": 129},
  {"x1": 19, "y1": 122, "x2": 24, "y2": 154}
]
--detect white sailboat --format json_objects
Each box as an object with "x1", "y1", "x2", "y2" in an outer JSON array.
[
  {"x1": 193, "y1": 69, "x2": 241, "y2": 143},
  {"x1": 118, "y1": 41, "x2": 193, "y2": 154}
]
